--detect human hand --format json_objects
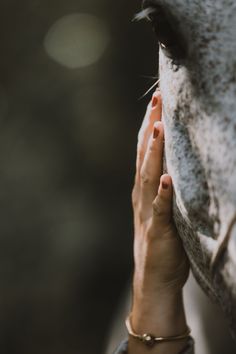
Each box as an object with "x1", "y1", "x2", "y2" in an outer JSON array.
[{"x1": 130, "y1": 91, "x2": 189, "y2": 348}]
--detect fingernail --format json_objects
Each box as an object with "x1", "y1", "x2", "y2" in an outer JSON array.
[
  {"x1": 153, "y1": 126, "x2": 159, "y2": 139},
  {"x1": 162, "y1": 181, "x2": 169, "y2": 190},
  {"x1": 152, "y1": 96, "x2": 158, "y2": 108}
]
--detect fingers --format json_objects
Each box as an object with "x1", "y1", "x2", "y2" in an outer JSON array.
[
  {"x1": 136, "y1": 91, "x2": 162, "y2": 177},
  {"x1": 139, "y1": 121, "x2": 164, "y2": 220},
  {"x1": 151, "y1": 174, "x2": 173, "y2": 229}
]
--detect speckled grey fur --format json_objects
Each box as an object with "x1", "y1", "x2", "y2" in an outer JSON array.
[{"x1": 150, "y1": 0, "x2": 236, "y2": 339}]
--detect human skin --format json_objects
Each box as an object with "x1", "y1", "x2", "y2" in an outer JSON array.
[{"x1": 128, "y1": 91, "x2": 190, "y2": 354}]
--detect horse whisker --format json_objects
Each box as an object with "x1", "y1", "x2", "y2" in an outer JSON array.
[{"x1": 139, "y1": 79, "x2": 160, "y2": 100}]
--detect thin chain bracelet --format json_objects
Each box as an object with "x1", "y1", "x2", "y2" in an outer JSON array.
[{"x1": 125, "y1": 314, "x2": 191, "y2": 348}]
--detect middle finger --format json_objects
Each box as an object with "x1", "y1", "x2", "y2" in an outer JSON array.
[{"x1": 139, "y1": 121, "x2": 164, "y2": 220}]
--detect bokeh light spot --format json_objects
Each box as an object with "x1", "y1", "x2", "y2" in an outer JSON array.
[{"x1": 44, "y1": 13, "x2": 110, "y2": 69}]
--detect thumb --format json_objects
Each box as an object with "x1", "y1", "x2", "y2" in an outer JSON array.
[{"x1": 151, "y1": 174, "x2": 173, "y2": 228}]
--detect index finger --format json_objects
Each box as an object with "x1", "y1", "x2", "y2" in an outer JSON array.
[{"x1": 136, "y1": 91, "x2": 162, "y2": 177}]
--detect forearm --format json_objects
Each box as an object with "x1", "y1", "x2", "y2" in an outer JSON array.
[{"x1": 128, "y1": 291, "x2": 189, "y2": 354}]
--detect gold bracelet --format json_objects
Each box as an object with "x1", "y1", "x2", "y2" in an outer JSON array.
[{"x1": 125, "y1": 314, "x2": 191, "y2": 348}]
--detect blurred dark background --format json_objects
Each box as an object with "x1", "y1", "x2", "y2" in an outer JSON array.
[{"x1": 0, "y1": 1, "x2": 157, "y2": 353}]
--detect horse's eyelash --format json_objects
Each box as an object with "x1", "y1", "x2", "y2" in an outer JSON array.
[{"x1": 133, "y1": 7, "x2": 156, "y2": 22}]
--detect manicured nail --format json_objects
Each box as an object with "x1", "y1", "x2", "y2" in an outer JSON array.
[
  {"x1": 153, "y1": 126, "x2": 159, "y2": 139},
  {"x1": 152, "y1": 96, "x2": 158, "y2": 108},
  {"x1": 162, "y1": 181, "x2": 169, "y2": 190}
]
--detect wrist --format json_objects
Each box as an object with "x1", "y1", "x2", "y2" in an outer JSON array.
[{"x1": 131, "y1": 291, "x2": 187, "y2": 337}]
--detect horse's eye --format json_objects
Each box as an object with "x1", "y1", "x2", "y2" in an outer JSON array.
[{"x1": 143, "y1": 2, "x2": 187, "y2": 63}]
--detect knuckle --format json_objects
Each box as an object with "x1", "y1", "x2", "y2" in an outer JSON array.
[
  {"x1": 140, "y1": 167, "x2": 155, "y2": 186},
  {"x1": 140, "y1": 172, "x2": 150, "y2": 185},
  {"x1": 152, "y1": 199, "x2": 166, "y2": 218},
  {"x1": 140, "y1": 167, "x2": 149, "y2": 185}
]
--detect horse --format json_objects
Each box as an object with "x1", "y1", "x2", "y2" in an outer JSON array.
[
  {"x1": 107, "y1": 1, "x2": 236, "y2": 351},
  {"x1": 141, "y1": 0, "x2": 236, "y2": 338}
]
